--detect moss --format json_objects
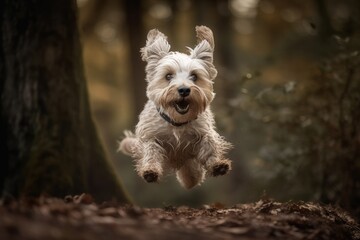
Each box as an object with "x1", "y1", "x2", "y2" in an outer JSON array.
[{"x1": 22, "y1": 128, "x2": 84, "y2": 196}]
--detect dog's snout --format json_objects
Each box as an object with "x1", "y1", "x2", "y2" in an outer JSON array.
[{"x1": 178, "y1": 87, "x2": 191, "y2": 97}]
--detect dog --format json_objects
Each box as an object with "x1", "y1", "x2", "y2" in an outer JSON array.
[{"x1": 119, "y1": 26, "x2": 232, "y2": 189}]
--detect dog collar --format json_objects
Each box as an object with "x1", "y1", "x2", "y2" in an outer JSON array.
[{"x1": 157, "y1": 108, "x2": 191, "y2": 127}]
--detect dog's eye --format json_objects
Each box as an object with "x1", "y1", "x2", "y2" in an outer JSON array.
[
  {"x1": 165, "y1": 74, "x2": 173, "y2": 81},
  {"x1": 189, "y1": 74, "x2": 198, "y2": 81}
]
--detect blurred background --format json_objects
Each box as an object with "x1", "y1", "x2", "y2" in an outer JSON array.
[{"x1": 76, "y1": 0, "x2": 360, "y2": 216}]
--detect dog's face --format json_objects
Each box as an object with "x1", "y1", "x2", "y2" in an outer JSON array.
[{"x1": 141, "y1": 26, "x2": 218, "y2": 123}]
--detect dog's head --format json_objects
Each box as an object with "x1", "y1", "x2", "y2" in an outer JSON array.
[{"x1": 141, "y1": 26, "x2": 217, "y2": 123}]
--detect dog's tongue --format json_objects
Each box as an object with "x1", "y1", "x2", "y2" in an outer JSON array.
[
  {"x1": 175, "y1": 100, "x2": 189, "y2": 114},
  {"x1": 177, "y1": 100, "x2": 188, "y2": 109}
]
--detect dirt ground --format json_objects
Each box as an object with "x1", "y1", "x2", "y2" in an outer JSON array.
[{"x1": 0, "y1": 194, "x2": 359, "y2": 240}]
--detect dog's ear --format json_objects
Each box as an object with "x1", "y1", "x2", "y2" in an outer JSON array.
[
  {"x1": 191, "y1": 26, "x2": 215, "y2": 63},
  {"x1": 140, "y1": 29, "x2": 170, "y2": 63},
  {"x1": 195, "y1": 25, "x2": 215, "y2": 51},
  {"x1": 190, "y1": 26, "x2": 217, "y2": 80}
]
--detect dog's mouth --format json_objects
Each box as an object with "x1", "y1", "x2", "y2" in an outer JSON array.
[{"x1": 174, "y1": 99, "x2": 189, "y2": 114}]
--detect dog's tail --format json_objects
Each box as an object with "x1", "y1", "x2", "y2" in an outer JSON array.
[{"x1": 118, "y1": 130, "x2": 137, "y2": 156}]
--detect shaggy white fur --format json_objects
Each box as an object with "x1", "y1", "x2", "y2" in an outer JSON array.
[{"x1": 119, "y1": 26, "x2": 232, "y2": 189}]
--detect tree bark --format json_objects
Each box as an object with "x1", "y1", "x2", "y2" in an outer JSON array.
[
  {"x1": 0, "y1": 0, "x2": 129, "y2": 202},
  {"x1": 123, "y1": 0, "x2": 147, "y2": 119}
]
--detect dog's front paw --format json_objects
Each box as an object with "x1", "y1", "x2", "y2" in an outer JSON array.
[
  {"x1": 143, "y1": 170, "x2": 159, "y2": 183},
  {"x1": 212, "y1": 163, "x2": 230, "y2": 177}
]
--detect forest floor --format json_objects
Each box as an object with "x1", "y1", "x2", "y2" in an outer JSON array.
[{"x1": 0, "y1": 194, "x2": 359, "y2": 240}]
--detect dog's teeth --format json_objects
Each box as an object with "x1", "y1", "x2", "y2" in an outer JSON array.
[{"x1": 175, "y1": 102, "x2": 189, "y2": 114}]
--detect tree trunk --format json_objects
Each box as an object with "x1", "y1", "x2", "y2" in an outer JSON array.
[
  {"x1": 0, "y1": 0, "x2": 129, "y2": 203},
  {"x1": 314, "y1": 0, "x2": 334, "y2": 39},
  {"x1": 123, "y1": 0, "x2": 147, "y2": 120}
]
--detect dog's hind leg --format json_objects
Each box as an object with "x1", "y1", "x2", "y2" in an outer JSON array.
[{"x1": 176, "y1": 160, "x2": 205, "y2": 189}]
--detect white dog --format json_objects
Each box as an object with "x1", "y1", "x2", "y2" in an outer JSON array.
[{"x1": 119, "y1": 26, "x2": 232, "y2": 189}]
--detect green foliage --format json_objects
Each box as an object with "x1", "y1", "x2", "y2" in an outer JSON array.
[{"x1": 238, "y1": 36, "x2": 360, "y2": 214}]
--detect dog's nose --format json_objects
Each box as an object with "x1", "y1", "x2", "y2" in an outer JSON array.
[{"x1": 178, "y1": 87, "x2": 191, "y2": 97}]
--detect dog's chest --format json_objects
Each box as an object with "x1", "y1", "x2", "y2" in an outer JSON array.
[{"x1": 156, "y1": 128, "x2": 201, "y2": 165}]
